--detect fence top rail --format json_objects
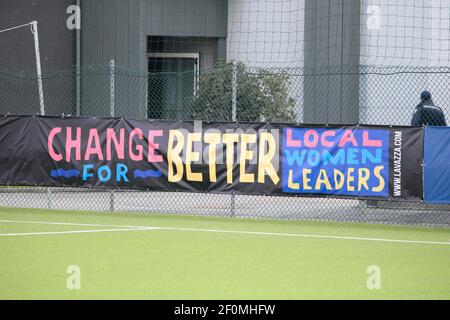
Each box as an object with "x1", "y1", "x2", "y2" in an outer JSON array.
[
  {"x1": 0, "y1": 114, "x2": 424, "y2": 129},
  {"x1": 2, "y1": 64, "x2": 450, "y2": 79}
]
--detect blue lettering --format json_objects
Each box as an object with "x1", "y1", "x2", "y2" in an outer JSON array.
[
  {"x1": 98, "y1": 165, "x2": 112, "y2": 182},
  {"x1": 82, "y1": 164, "x2": 94, "y2": 181},
  {"x1": 116, "y1": 163, "x2": 129, "y2": 182},
  {"x1": 361, "y1": 149, "x2": 382, "y2": 164},
  {"x1": 323, "y1": 149, "x2": 345, "y2": 165},
  {"x1": 347, "y1": 148, "x2": 359, "y2": 165},
  {"x1": 307, "y1": 150, "x2": 321, "y2": 166},
  {"x1": 284, "y1": 150, "x2": 307, "y2": 166}
]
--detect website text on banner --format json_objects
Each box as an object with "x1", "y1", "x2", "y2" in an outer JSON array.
[{"x1": 0, "y1": 116, "x2": 423, "y2": 201}]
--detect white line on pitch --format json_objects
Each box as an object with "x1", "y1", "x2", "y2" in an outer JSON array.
[
  {"x1": 0, "y1": 219, "x2": 448, "y2": 246},
  {"x1": 0, "y1": 227, "x2": 159, "y2": 237},
  {"x1": 155, "y1": 227, "x2": 450, "y2": 246},
  {"x1": 0, "y1": 219, "x2": 150, "y2": 229}
]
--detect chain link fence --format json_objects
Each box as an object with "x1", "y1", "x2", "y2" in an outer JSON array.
[
  {"x1": 1, "y1": 64, "x2": 449, "y2": 227},
  {"x1": 2, "y1": 64, "x2": 449, "y2": 123}
]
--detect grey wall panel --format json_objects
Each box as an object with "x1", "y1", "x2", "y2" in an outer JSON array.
[
  {"x1": 0, "y1": 0, "x2": 75, "y2": 73},
  {"x1": 0, "y1": 0, "x2": 76, "y2": 115},
  {"x1": 115, "y1": 0, "x2": 129, "y2": 69},
  {"x1": 81, "y1": 0, "x2": 227, "y2": 69},
  {"x1": 81, "y1": 0, "x2": 144, "y2": 118},
  {"x1": 217, "y1": 38, "x2": 227, "y2": 61},
  {"x1": 81, "y1": 0, "x2": 107, "y2": 116},
  {"x1": 303, "y1": 0, "x2": 360, "y2": 124},
  {"x1": 141, "y1": 0, "x2": 227, "y2": 37},
  {"x1": 81, "y1": 0, "x2": 227, "y2": 119}
]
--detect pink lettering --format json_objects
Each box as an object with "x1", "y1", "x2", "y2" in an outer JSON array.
[
  {"x1": 321, "y1": 130, "x2": 336, "y2": 148},
  {"x1": 65, "y1": 127, "x2": 81, "y2": 162},
  {"x1": 286, "y1": 129, "x2": 301, "y2": 147},
  {"x1": 148, "y1": 130, "x2": 163, "y2": 163},
  {"x1": 129, "y1": 128, "x2": 143, "y2": 161},
  {"x1": 362, "y1": 131, "x2": 382, "y2": 147},
  {"x1": 338, "y1": 130, "x2": 358, "y2": 147},
  {"x1": 85, "y1": 128, "x2": 104, "y2": 161},
  {"x1": 304, "y1": 130, "x2": 319, "y2": 148},
  {"x1": 48, "y1": 127, "x2": 62, "y2": 161},
  {"x1": 106, "y1": 128, "x2": 125, "y2": 160}
]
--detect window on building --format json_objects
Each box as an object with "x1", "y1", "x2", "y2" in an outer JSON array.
[
  {"x1": 147, "y1": 36, "x2": 223, "y2": 120},
  {"x1": 147, "y1": 52, "x2": 199, "y2": 120}
]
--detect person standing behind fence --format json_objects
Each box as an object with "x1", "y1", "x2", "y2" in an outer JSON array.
[{"x1": 411, "y1": 91, "x2": 447, "y2": 126}]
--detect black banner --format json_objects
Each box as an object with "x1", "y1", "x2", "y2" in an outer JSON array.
[{"x1": 0, "y1": 116, "x2": 423, "y2": 200}]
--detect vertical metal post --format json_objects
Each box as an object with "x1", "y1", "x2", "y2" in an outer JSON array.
[
  {"x1": 31, "y1": 21, "x2": 45, "y2": 115},
  {"x1": 110, "y1": 59, "x2": 115, "y2": 117},
  {"x1": 75, "y1": 0, "x2": 81, "y2": 116},
  {"x1": 231, "y1": 60, "x2": 237, "y2": 122},
  {"x1": 230, "y1": 191, "x2": 235, "y2": 218},
  {"x1": 47, "y1": 188, "x2": 52, "y2": 209},
  {"x1": 230, "y1": 60, "x2": 237, "y2": 217},
  {"x1": 109, "y1": 190, "x2": 115, "y2": 212},
  {"x1": 76, "y1": 57, "x2": 81, "y2": 116},
  {"x1": 340, "y1": 1, "x2": 344, "y2": 123}
]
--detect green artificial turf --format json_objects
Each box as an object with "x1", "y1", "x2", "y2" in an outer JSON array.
[{"x1": 0, "y1": 207, "x2": 449, "y2": 299}]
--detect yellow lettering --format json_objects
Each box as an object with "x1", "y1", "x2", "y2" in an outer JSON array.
[
  {"x1": 372, "y1": 166, "x2": 385, "y2": 192},
  {"x1": 222, "y1": 133, "x2": 239, "y2": 184},
  {"x1": 334, "y1": 169, "x2": 345, "y2": 190},
  {"x1": 347, "y1": 168, "x2": 355, "y2": 191},
  {"x1": 240, "y1": 134, "x2": 256, "y2": 183},
  {"x1": 186, "y1": 133, "x2": 203, "y2": 182},
  {"x1": 257, "y1": 132, "x2": 279, "y2": 185},
  {"x1": 303, "y1": 168, "x2": 312, "y2": 190},
  {"x1": 358, "y1": 168, "x2": 371, "y2": 191},
  {"x1": 204, "y1": 133, "x2": 221, "y2": 183},
  {"x1": 288, "y1": 170, "x2": 299, "y2": 189},
  {"x1": 315, "y1": 169, "x2": 332, "y2": 190},
  {"x1": 167, "y1": 130, "x2": 184, "y2": 183}
]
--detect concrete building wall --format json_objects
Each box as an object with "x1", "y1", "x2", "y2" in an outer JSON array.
[
  {"x1": 80, "y1": 0, "x2": 142, "y2": 117},
  {"x1": 81, "y1": 0, "x2": 228, "y2": 118},
  {"x1": 0, "y1": 0, "x2": 76, "y2": 115},
  {"x1": 0, "y1": 0, "x2": 75, "y2": 72},
  {"x1": 226, "y1": 0, "x2": 305, "y2": 120},
  {"x1": 303, "y1": 0, "x2": 361, "y2": 124},
  {"x1": 228, "y1": 0, "x2": 449, "y2": 126},
  {"x1": 227, "y1": 0, "x2": 304, "y2": 68},
  {"x1": 359, "y1": 0, "x2": 450, "y2": 125}
]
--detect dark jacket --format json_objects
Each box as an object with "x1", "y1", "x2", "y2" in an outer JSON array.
[{"x1": 411, "y1": 100, "x2": 447, "y2": 126}]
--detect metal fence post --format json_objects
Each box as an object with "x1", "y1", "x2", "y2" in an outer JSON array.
[
  {"x1": 109, "y1": 190, "x2": 115, "y2": 212},
  {"x1": 230, "y1": 61, "x2": 237, "y2": 217},
  {"x1": 230, "y1": 191, "x2": 235, "y2": 218},
  {"x1": 31, "y1": 21, "x2": 45, "y2": 116},
  {"x1": 75, "y1": 0, "x2": 81, "y2": 116},
  {"x1": 231, "y1": 60, "x2": 237, "y2": 122},
  {"x1": 110, "y1": 59, "x2": 115, "y2": 117},
  {"x1": 46, "y1": 187, "x2": 52, "y2": 209}
]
